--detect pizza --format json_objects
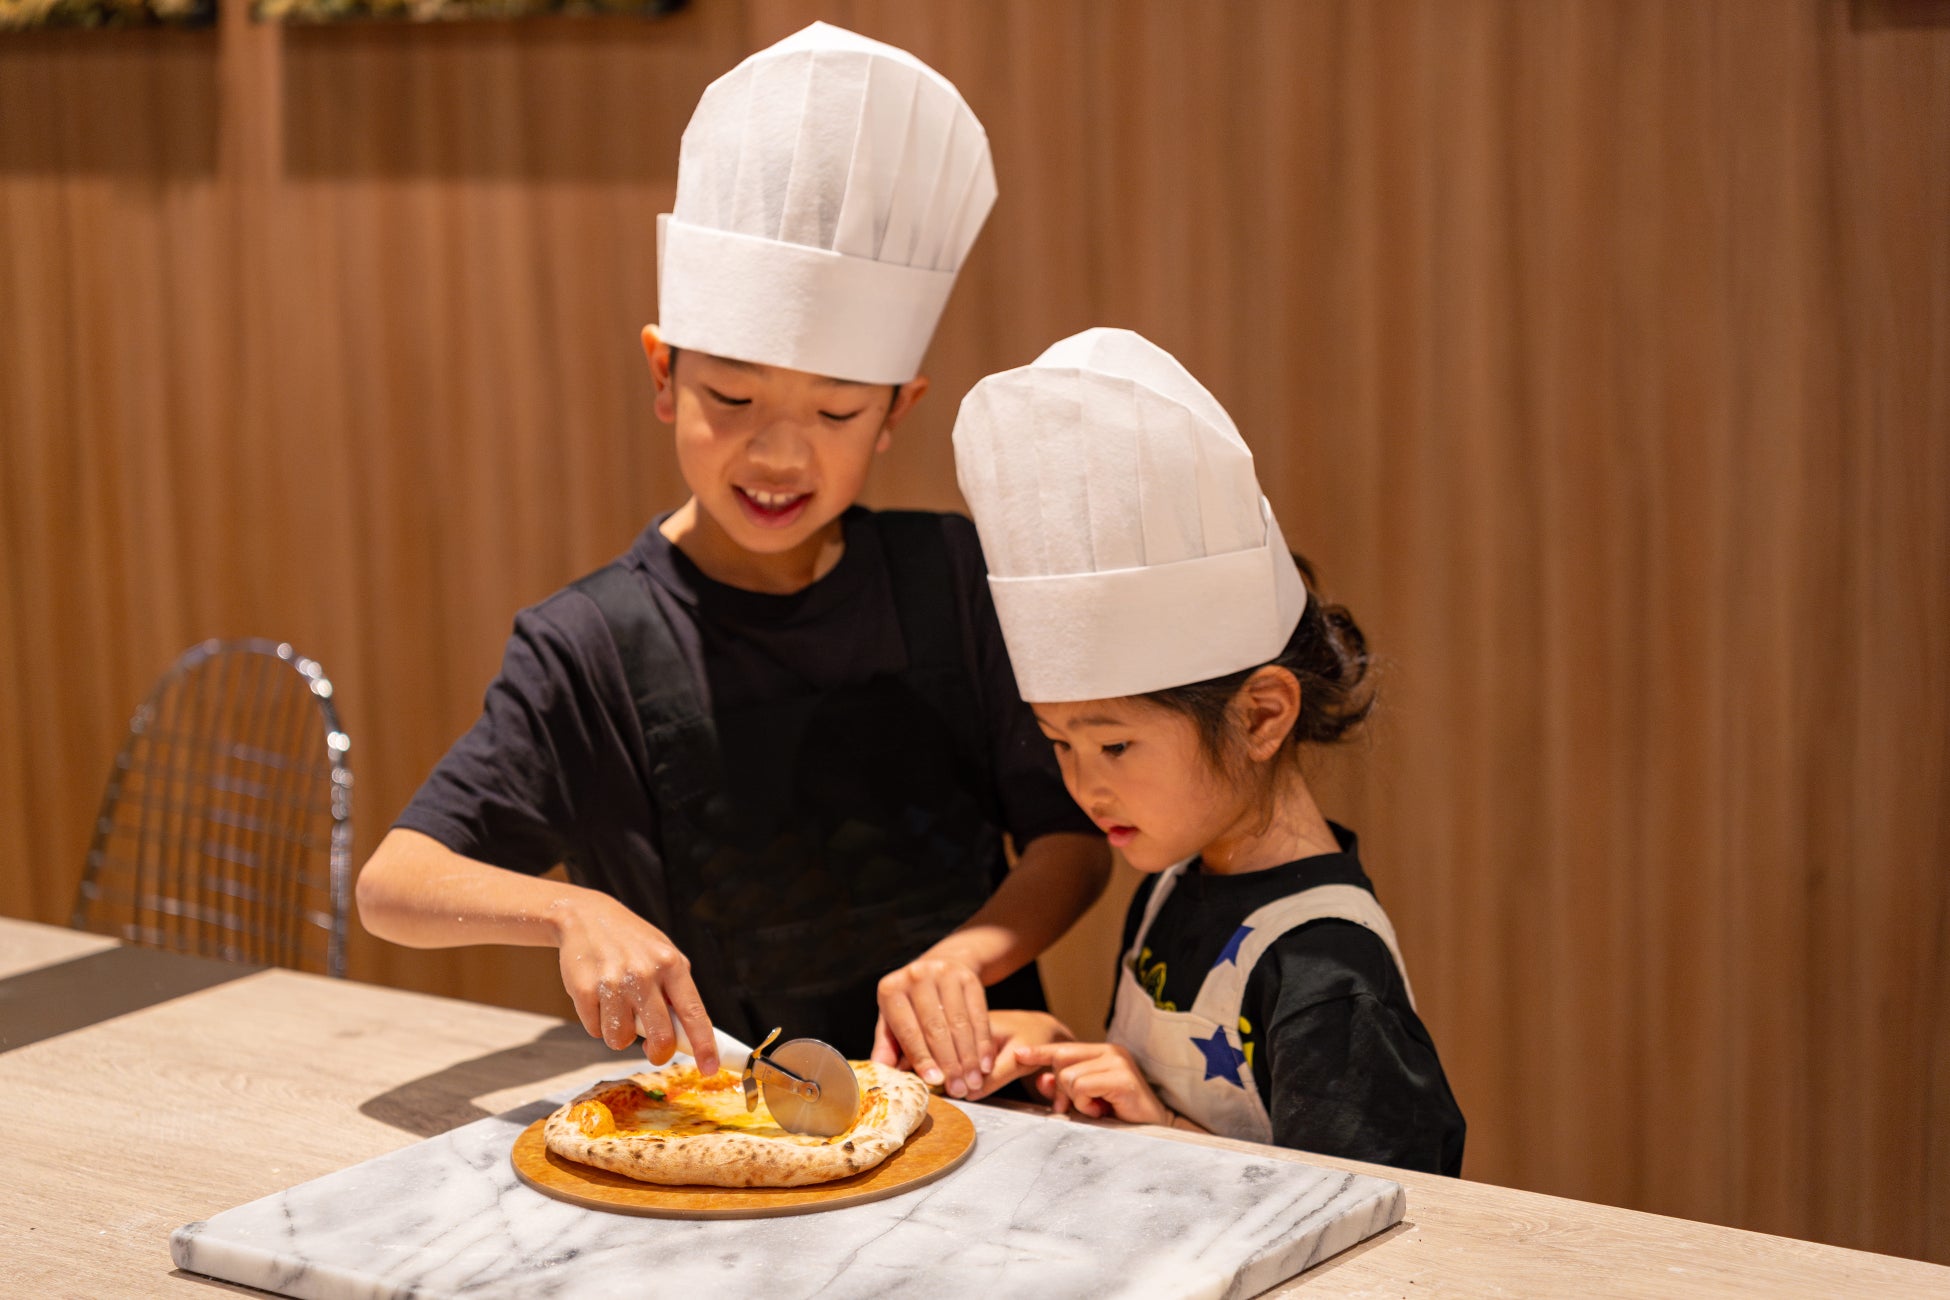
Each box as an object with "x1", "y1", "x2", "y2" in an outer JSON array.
[{"x1": 542, "y1": 1059, "x2": 929, "y2": 1188}]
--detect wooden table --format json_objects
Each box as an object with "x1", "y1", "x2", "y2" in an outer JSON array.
[{"x1": 2, "y1": 916, "x2": 1944, "y2": 1298}]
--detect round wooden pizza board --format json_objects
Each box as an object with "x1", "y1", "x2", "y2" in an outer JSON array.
[{"x1": 511, "y1": 1096, "x2": 975, "y2": 1219}]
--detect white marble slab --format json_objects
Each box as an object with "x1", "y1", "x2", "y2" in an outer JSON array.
[{"x1": 172, "y1": 1086, "x2": 1404, "y2": 1300}]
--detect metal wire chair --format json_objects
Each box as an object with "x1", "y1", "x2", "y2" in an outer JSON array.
[{"x1": 73, "y1": 639, "x2": 353, "y2": 977}]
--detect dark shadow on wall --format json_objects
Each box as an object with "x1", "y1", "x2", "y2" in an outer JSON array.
[
  {"x1": 1849, "y1": 0, "x2": 1950, "y2": 28},
  {"x1": 0, "y1": 26, "x2": 218, "y2": 175},
  {"x1": 279, "y1": 0, "x2": 738, "y2": 181}
]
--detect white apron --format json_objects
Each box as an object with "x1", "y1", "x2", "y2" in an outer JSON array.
[{"x1": 1106, "y1": 859, "x2": 1417, "y2": 1143}]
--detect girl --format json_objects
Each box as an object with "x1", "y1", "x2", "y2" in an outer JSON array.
[{"x1": 950, "y1": 328, "x2": 1465, "y2": 1176}]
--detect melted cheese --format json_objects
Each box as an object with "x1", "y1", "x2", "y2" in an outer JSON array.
[{"x1": 602, "y1": 1066, "x2": 870, "y2": 1144}]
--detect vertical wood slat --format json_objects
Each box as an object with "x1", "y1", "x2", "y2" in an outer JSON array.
[{"x1": 0, "y1": 0, "x2": 1944, "y2": 1264}]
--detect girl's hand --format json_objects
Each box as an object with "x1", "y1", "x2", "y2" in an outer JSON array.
[
  {"x1": 551, "y1": 892, "x2": 719, "y2": 1076},
  {"x1": 1009, "y1": 1041, "x2": 1175, "y2": 1126},
  {"x1": 872, "y1": 951, "x2": 993, "y2": 1098},
  {"x1": 968, "y1": 1011, "x2": 1075, "y2": 1099}
]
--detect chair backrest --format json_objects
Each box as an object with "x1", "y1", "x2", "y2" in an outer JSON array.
[{"x1": 73, "y1": 638, "x2": 353, "y2": 977}]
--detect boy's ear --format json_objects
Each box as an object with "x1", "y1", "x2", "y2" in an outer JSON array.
[
  {"x1": 642, "y1": 325, "x2": 676, "y2": 422},
  {"x1": 1236, "y1": 666, "x2": 1302, "y2": 761},
  {"x1": 875, "y1": 374, "x2": 930, "y2": 453}
]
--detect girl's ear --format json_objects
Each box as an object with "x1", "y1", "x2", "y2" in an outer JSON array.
[{"x1": 1234, "y1": 666, "x2": 1302, "y2": 762}]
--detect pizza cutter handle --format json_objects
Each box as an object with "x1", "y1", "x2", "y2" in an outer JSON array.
[
  {"x1": 753, "y1": 1057, "x2": 821, "y2": 1102},
  {"x1": 666, "y1": 1015, "x2": 752, "y2": 1073}
]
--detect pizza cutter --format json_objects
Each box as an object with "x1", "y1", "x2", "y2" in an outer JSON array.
[
  {"x1": 664, "y1": 1017, "x2": 861, "y2": 1138},
  {"x1": 741, "y1": 1027, "x2": 861, "y2": 1138}
]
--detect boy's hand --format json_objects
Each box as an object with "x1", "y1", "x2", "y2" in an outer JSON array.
[
  {"x1": 1010, "y1": 1041, "x2": 1173, "y2": 1126},
  {"x1": 866, "y1": 834, "x2": 1107, "y2": 1099},
  {"x1": 871, "y1": 951, "x2": 992, "y2": 1099},
  {"x1": 968, "y1": 1010, "x2": 1074, "y2": 1099},
  {"x1": 552, "y1": 893, "x2": 719, "y2": 1077}
]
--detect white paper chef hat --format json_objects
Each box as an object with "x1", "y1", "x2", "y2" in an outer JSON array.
[
  {"x1": 955, "y1": 328, "x2": 1309, "y2": 703},
  {"x1": 656, "y1": 22, "x2": 997, "y2": 386}
]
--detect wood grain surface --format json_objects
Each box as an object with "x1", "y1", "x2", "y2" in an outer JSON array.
[
  {"x1": 3, "y1": 922, "x2": 1946, "y2": 1299},
  {"x1": 1, "y1": 0, "x2": 1945, "y2": 1266},
  {"x1": 509, "y1": 1096, "x2": 975, "y2": 1218}
]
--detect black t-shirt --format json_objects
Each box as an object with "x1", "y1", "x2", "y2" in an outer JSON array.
[
  {"x1": 1120, "y1": 825, "x2": 1466, "y2": 1176},
  {"x1": 398, "y1": 507, "x2": 1095, "y2": 1037}
]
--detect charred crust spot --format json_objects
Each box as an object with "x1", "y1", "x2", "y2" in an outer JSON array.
[{"x1": 842, "y1": 1140, "x2": 855, "y2": 1152}]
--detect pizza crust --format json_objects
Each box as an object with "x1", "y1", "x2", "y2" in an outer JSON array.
[{"x1": 543, "y1": 1060, "x2": 929, "y2": 1188}]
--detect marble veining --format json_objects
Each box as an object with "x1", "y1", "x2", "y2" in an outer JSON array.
[{"x1": 172, "y1": 1084, "x2": 1404, "y2": 1300}]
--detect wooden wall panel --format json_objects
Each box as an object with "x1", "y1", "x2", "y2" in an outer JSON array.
[{"x1": 2, "y1": 0, "x2": 1944, "y2": 1265}]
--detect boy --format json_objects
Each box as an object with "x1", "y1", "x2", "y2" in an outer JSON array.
[{"x1": 356, "y1": 24, "x2": 1108, "y2": 1100}]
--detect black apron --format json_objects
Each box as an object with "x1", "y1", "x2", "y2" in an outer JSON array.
[{"x1": 571, "y1": 512, "x2": 1043, "y2": 1056}]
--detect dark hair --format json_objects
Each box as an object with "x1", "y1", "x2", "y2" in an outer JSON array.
[{"x1": 1140, "y1": 552, "x2": 1374, "y2": 779}]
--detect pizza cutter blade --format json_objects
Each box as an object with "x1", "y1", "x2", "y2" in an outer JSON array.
[
  {"x1": 663, "y1": 1014, "x2": 857, "y2": 1137},
  {"x1": 758, "y1": 1038, "x2": 860, "y2": 1138}
]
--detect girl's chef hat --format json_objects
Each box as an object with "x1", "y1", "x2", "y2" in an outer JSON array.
[
  {"x1": 955, "y1": 328, "x2": 1308, "y2": 703},
  {"x1": 657, "y1": 22, "x2": 996, "y2": 386}
]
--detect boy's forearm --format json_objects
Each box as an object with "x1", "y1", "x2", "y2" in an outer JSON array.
[
  {"x1": 355, "y1": 827, "x2": 592, "y2": 950},
  {"x1": 927, "y1": 831, "x2": 1110, "y2": 985}
]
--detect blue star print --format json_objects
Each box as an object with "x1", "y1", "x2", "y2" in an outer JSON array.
[
  {"x1": 1194, "y1": 1026, "x2": 1247, "y2": 1087},
  {"x1": 1214, "y1": 924, "x2": 1251, "y2": 968}
]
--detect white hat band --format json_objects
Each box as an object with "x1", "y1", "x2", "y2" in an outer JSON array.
[
  {"x1": 989, "y1": 501, "x2": 1308, "y2": 703},
  {"x1": 657, "y1": 215, "x2": 957, "y2": 385}
]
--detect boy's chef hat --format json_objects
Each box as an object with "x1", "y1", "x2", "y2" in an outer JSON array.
[
  {"x1": 955, "y1": 328, "x2": 1308, "y2": 703},
  {"x1": 657, "y1": 22, "x2": 996, "y2": 385}
]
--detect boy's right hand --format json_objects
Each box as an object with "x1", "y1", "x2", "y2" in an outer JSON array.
[{"x1": 551, "y1": 892, "x2": 719, "y2": 1077}]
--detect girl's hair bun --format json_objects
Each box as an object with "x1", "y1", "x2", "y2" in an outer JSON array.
[{"x1": 1141, "y1": 552, "x2": 1374, "y2": 771}]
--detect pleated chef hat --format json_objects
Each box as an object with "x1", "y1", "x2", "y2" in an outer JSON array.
[
  {"x1": 656, "y1": 22, "x2": 997, "y2": 386},
  {"x1": 955, "y1": 328, "x2": 1309, "y2": 703}
]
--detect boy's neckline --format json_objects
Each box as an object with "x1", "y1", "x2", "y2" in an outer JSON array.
[
  {"x1": 641, "y1": 507, "x2": 879, "y2": 623},
  {"x1": 658, "y1": 496, "x2": 847, "y2": 594}
]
